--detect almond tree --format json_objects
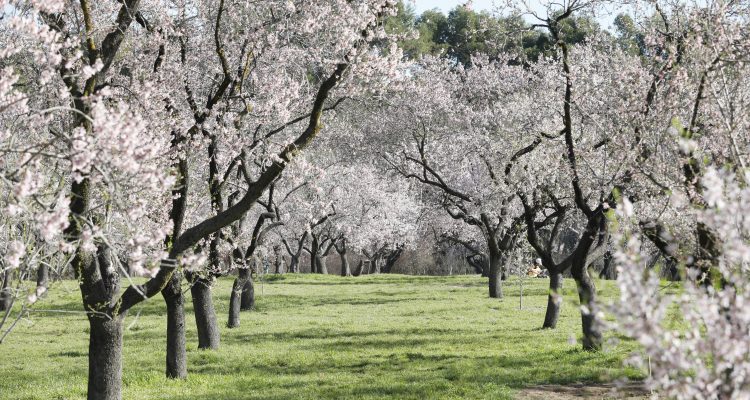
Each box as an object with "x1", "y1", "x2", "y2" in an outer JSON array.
[
  {"x1": 325, "y1": 165, "x2": 420, "y2": 275},
  {"x1": 611, "y1": 1, "x2": 750, "y2": 398},
  {"x1": 0, "y1": 1, "x2": 402, "y2": 398},
  {"x1": 615, "y1": 167, "x2": 750, "y2": 399},
  {"x1": 511, "y1": 0, "x2": 750, "y2": 351},
  {"x1": 381, "y1": 56, "x2": 552, "y2": 297}
]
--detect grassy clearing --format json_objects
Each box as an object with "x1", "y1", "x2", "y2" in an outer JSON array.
[{"x1": 0, "y1": 274, "x2": 644, "y2": 399}]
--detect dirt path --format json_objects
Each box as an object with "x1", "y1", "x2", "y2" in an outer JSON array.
[{"x1": 516, "y1": 382, "x2": 652, "y2": 399}]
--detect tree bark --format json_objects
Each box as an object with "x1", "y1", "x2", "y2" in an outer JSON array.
[
  {"x1": 353, "y1": 259, "x2": 364, "y2": 276},
  {"x1": 382, "y1": 246, "x2": 404, "y2": 274},
  {"x1": 227, "y1": 275, "x2": 243, "y2": 328},
  {"x1": 573, "y1": 267, "x2": 602, "y2": 351},
  {"x1": 190, "y1": 277, "x2": 220, "y2": 350},
  {"x1": 308, "y1": 253, "x2": 317, "y2": 273},
  {"x1": 87, "y1": 315, "x2": 123, "y2": 400},
  {"x1": 240, "y1": 280, "x2": 255, "y2": 310},
  {"x1": 571, "y1": 218, "x2": 605, "y2": 351},
  {"x1": 340, "y1": 251, "x2": 351, "y2": 277},
  {"x1": 487, "y1": 242, "x2": 503, "y2": 299},
  {"x1": 275, "y1": 251, "x2": 284, "y2": 274},
  {"x1": 239, "y1": 269, "x2": 254, "y2": 311},
  {"x1": 36, "y1": 264, "x2": 49, "y2": 289},
  {"x1": 0, "y1": 269, "x2": 12, "y2": 311},
  {"x1": 315, "y1": 255, "x2": 328, "y2": 274},
  {"x1": 481, "y1": 255, "x2": 489, "y2": 277},
  {"x1": 289, "y1": 255, "x2": 299, "y2": 273},
  {"x1": 542, "y1": 272, "x2": 563, "y2": 329},
  {"x1": 598, "y1": 250, "x2": 616, "y2": 280},
  {"x1": 369, "y1": 256, "x2": 380, "y2": 274},
  {"x1": 309, "y1": 235, "x2": 320, "y2": 274},
  {"x1": 161, "y1": 272, "x2": 187, "y2": 379},
  {"x1": 665, "y1": 258, "x2": 680, "y2": 281}
]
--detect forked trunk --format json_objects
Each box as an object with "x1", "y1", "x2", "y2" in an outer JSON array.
[
  {"x1": 161, "y1": 272, "x2": 187, "y2": 378},
  {"x1": 542, "y1": 272, "x2": 563, "y2": 329},
  {"x1": 190, "y1": 277, "x2": 220, "y2": 350},
  {"x1": 87, "y1": 315, "x2": 123, "y2": 400}
]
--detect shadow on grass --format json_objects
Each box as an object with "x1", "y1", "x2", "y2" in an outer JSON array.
[
  {"x1": 53, "y1": 350, "x2": 87, "y2": 358},
  {"x1": 157, "y1": 346, "x2": 613, "y2": 400}
]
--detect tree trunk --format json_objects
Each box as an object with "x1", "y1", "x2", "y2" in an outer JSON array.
[
  {"x1": 240, "y1": 269, "x2": 254, "y2": 311},
  {"x1": 161, "y1": 272, "x2": 187, "y2": 379},
  {"x1": 316, "y1": 255, "x2": 328, "y2": 274},
  {"x1": 0, "y1": 269, "x2": 12, "y2": 311},
  {"x1": 598, "y1": 250, "x2": 616, "y2": 280},
  {"x1": 571, "y1": 243, "x2": 603, "y2": 349},
  {"x1": 542, "y1": 272, "x2": 563, "y2": 329},
  {"x1": 573, "y1": 268, "x2": 602, "y2": 351},
  {"x1": 87, "y1": 315, "x2": 123, "y2": 400},
  {"x1": 309, "y1": 253, "x2": 317, "y2": 273},
  {"x1": 487, "y1": 245, "x2": 503, "y2": 299},
  {"x1": 481, "y1": 255, "x2": 489, "y2": 277},
  {"x1": 190, "y1": 277, "x2": 220, "y2": 350},
  {"x1": 570, "y1": 216, "x2": 605, "y2": 351},
  {"x1": 275, "y1": 254, "x2": 284, "y2": 274},
  {"x1": 665, "y1": 258, "x2": 680, "y2": 281},
  {"x1": 467, "y1": 254, "x2": 487, "y2": 276},
  {"x1": 289, "y1": 255, "x2": 299, "y2": 273},
  {"x1": 310, "y1": 236, "x2": 320, "y2": 273},
  {"x1": 382, "y1": 247, "x2": 403, "y2": 274},
  {"x1": 353, "y1": 259, "x2": 364, "y2": 276},
  {"x1": 227, "y1": 276, "x2": 243, "y2": 328},
  {"x1": 370, "y1": 257, "x2": 380, "y2": 274},
  {"x1": 36, "y1": 264, "x2": 49, "y2": 289},
  {"x1": 340, "y1": 251, "x2": 351, "y2": 277}
]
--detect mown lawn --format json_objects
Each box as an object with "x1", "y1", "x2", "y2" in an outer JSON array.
[{"x1": 0, "y1": 274, "x2": 644, "y2": 399}]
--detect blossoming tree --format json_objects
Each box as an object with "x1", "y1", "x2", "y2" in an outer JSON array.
[{"x1": 0, "y1": 0, "x2": 402, "y2": 398}]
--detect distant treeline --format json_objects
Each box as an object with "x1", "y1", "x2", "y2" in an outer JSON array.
[{"x1": 387, "y1": 1, "x2": 646, "y2": 65}]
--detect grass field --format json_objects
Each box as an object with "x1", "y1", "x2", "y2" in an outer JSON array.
[{"x1": 0, "y1": 274, "x2": 644, "y2": 399}]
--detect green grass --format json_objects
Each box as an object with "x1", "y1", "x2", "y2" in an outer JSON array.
[{"x1": 0, "y1": 274, "x2": 644, "y2": 399}]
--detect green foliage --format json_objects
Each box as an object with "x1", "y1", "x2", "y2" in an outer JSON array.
[
  {"x1": 0, "y1": 275, "x2": 643, "y2": 399},
  {"x1": 386, "y1": 2, "x2": 603, "y2": 65},
  {"x1": 613, "y1": 14, "x2": 646, "y2": 56}
]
